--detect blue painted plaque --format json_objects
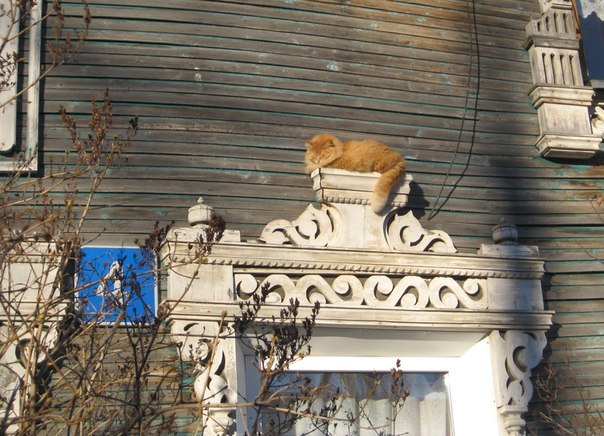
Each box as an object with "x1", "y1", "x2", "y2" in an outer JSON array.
[{"x1": 78, "y1": 247, "x2": 157, "y2": 323}]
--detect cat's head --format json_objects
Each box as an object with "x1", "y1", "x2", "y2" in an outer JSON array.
[{"x1": 304, "y1": 133, "x2": 343, "y2": 170}]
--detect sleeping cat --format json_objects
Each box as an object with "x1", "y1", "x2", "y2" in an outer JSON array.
[{"x1": 304, "y1": 133, "x2": 406, "y2": 213}]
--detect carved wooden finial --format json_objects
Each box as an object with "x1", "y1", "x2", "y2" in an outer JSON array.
[
  {"x1": 492, "y1": 218, "x2": 518, "y2": 245},
  {"x1": 188, "y1": 196, "x2": 214, "y2": 227}
]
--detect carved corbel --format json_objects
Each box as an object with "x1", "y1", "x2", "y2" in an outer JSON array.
[
  {"x1": 0, "y1": 322, "x2": 61, "y2": 429},
  {"x1": 0, "y1": 242, "x2": 64, "y2": 429},
  {"x1": 592, "y1": 105, "x2": 604, "y2": 138},
  {"x1": 170, "y1": 319, "x2": 236, "y2": 433},
  {"x1": 489, "y1": 330, "x2": 547, "y2": 435}
]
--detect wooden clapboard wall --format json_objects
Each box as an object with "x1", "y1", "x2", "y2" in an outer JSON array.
[{"x1": 35, "y1": 0, "x2": 604, "y2": 431}]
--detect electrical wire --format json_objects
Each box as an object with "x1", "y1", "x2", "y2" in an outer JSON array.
[{"x1": 428, "y1": 0, "x2": 480, "y2": 220}]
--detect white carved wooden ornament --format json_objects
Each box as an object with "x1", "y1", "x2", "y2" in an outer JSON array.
[
  {"x1": 235, "y1": 274, "x2": 486, "y2": 309},
  {"x1": 162, "y1": 170, "x2": 552, "y2": 436}
]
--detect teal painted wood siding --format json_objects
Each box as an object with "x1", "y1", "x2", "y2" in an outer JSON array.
[{"x1": 31, "y1": 0, "x2": 604, "y2": 432}]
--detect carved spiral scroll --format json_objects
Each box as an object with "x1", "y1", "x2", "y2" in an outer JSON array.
[
  {"x1": 428, "y1": 277, "x2": 487, "y2": 309},
  {"x1": 234, "y1": 274, "x2": 487, "y2": 309},
  {"x1": 385, "y1": 211, "x2": 457, "y2": 253},
  {"x1": 257, "y1": 204, "x2": 340, "y2": 247},
  {"x1": 235, "y1": 274, "x2": 364, "y2": 306}
]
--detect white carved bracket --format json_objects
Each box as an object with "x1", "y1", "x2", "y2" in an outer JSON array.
[
  {"x1": 592, "y1": 105, "x2": 604, "y2": 138},
  {"x1": 170, "y1": 319, "x2": 236, "y2": 432},
  {"x1": 490, "y1": 330, "x2": 548, "y2": 435},
  {"x1": 0, "y1": 322, "x2": 60, "y2": 426}
]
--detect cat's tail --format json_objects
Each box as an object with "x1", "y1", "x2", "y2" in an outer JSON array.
[{"x1": 370, "y1": 161, "x2": 406, "y2": 213}]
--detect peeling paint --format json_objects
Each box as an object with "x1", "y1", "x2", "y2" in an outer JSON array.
[{"x1": 326, "y1": 61, "x2": 340, "y2": 72}]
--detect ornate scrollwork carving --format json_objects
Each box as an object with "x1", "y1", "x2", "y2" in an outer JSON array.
[
  {"x1": 385, "y1": 211, "x2": 457, "y2": 253},
  {"x1": 494, "y1": 330, "x2": 546, "y2": 406},
  {"x1": 234, "y1": 274, "x2": 487, "y2": 309},
  {"x1": 490, "y1": 330, "x2": 548, "y2": 436},
  {"x1": 193, "y1": 340, "x2": 230, "y2": 403},
  {"x1": 170, "y1": 319, "x2": 235, "y2": 432},
  {"x1": 171, "y1": 321, "x2": 231, "y2": 402},
  {"x1": 258, "y1": 204, "x2": 340, "y2": 247}
]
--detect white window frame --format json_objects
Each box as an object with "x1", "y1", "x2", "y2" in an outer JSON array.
[
  {"x1": 240, "y1": 336, "x2": 500, "y2": 436},
  {"x1": 0, "y1": 0, "x2": 41, "y2": 171}
]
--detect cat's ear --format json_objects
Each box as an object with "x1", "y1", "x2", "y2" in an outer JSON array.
[
  {"x1": 304, "y1": 142, "x2": 311, "y2": 148},
  {"x1": 325, "y1": 139, "x2": 335, "y2": 147}
]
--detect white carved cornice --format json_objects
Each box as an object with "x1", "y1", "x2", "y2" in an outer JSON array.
[
  {"x1": 167, "y1": 301, "x2": 554, "y2": 333},
  {"x1": 200, "y1": 243, "x2": 545, "y2": 280}
]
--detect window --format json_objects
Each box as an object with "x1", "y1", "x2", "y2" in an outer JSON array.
[
  {"x1": 262, "y1": 369, "x2": 451, "y2": 435},
  {"x1": 0, "y1": 0, "x2": 41, "y2": 171},
  {"x1": 77, "y1": 246, "x2": 157, "y2": 324},
  {"x1": 240, "y1": 331, "x2": 499, "y2": 436},
  {"x1": 575, "y1": 0, "x2": 604, "y2": 87}
]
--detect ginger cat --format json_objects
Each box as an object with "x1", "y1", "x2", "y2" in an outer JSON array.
[{"x1": 304, "y1": 133, "x2": 406, "y2": 213}]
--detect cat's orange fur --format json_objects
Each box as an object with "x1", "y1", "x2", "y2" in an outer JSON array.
[{"x1": 304, "y1": 133, "x2": 406, "y2": 213}]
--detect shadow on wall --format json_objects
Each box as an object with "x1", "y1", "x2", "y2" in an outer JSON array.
[{"x1": 406, "y1": 181, "x2": 430, "y2": 220}]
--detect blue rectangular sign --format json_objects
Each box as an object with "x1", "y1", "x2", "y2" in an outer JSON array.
[{"x1": 77, "y1": 246, "x2": 157, "y2": 324}]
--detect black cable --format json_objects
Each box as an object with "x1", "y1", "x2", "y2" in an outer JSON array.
[{"x1": 428, "y1": 0, "x2": 480, "y2": 220}]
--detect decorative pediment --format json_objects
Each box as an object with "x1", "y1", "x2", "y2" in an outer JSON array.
[{"x1": 258, "y1": 168, "x2": 456, "y2": 253}]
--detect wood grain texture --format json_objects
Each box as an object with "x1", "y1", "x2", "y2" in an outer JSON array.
[{"x1": 9, "y1": 0, "x2": 604, "y2": 430}]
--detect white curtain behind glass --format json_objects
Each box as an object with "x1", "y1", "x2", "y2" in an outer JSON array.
[{"x1": 267, "y1": 372, "x2": 450, "y2": 436}]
